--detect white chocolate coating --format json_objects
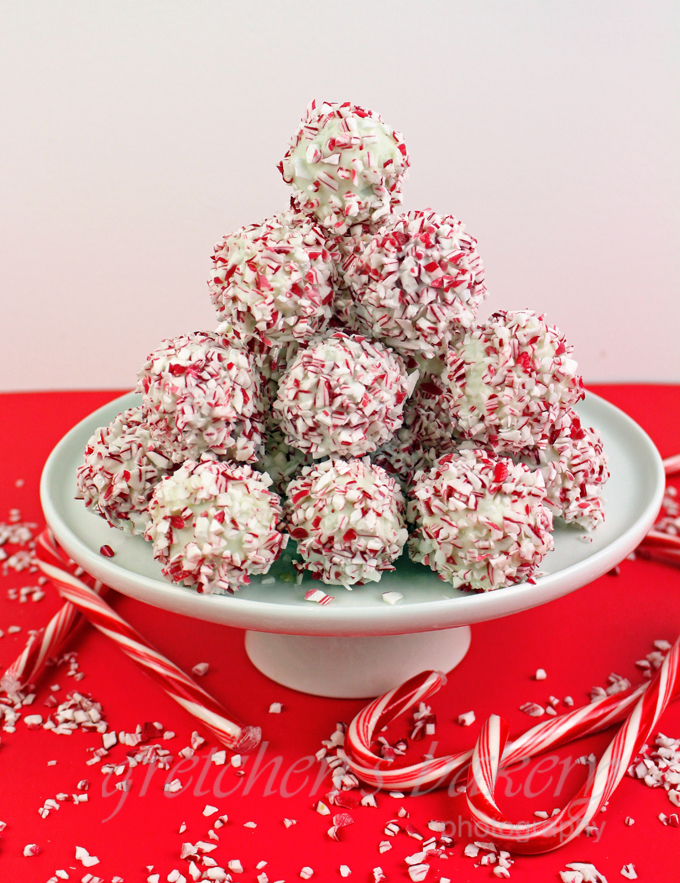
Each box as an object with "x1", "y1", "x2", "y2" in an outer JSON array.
[
  {"x1": 349, "y1": 210, "x2": 487, "y2": 356},
  {"x1": 442, "y1": 310, "x2": 584, "y2": 453},
  {"x1": 76, "y1": 407, "x2": 172, "y2": 536},
  {"x1": 210, "y1": 210, "x2": 336, "y2": 348},
  {"x1": 137, "y1": 331, "x2": 264, "y2": 464},
  {"x1": 279, "y1": 101, "x2": 409, "y2": 235},
  {"x1": 273, "y1": 331, "x2": 417, "y2": 458},
  {"x1": 146, "y1": 459, "x2": 286, "y2": 594},
  {"x1": 521, "y1": 409, "x2": 609, "y2": 529},
  {"x1": 408, "y1": 448, "x2": 554, "y2": 591},
  {"x1": 286, "y1": 458, "x2": 408, "y2": 586}
]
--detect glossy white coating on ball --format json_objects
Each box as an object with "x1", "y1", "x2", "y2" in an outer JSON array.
[
  {"x1": 274, "y1": 331, "x2": 417, "y2": 458},
  {"x1": 442, "y1": 310, "x2": 584, "y2": 453},
  {"x1": 210, "y1": 210, "x2": 336, "y2": 348},
  {"x1": 279, "y1": 101, "x2": 409, "y2": 235},
  {"x1": 146, "y1": 459, "x2": 286, "y2": 593},
  {"x1": 76, "y1": 407, "x2": 173, "y2": 536},
  {"x1": 137, "y1": 331, "x2": 264, "y2": 464},
  {"x1": 349, "y1": 210, "x2": 487, "y2": 356},
  {"x1": 286, "y1": 458, "x2": 408, "y2": 587},
  {"x1": 408, "y1": 448, "x2": 554, "y2": 591}
]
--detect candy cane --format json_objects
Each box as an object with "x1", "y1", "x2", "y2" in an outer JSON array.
[
  {"x1": 34, "y1": 530, "x2": 261, "y2": 753},
  {"x1": 346, "y1": 671, "x2": 646, "y2": 793},
  {"x1": 639, "y1": 530, "x2": 680, "y2": 552},
  {"x1": 1, "y1": 548, "x2": 106, "y2": 697},
  {"x1": 467, "y1": 634, "x2": 680, "y2": 852},
  {"x1": 663, "y1": 453, "x2": 680, "y2": 477}
]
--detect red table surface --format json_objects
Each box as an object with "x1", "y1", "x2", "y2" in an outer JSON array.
[{"x1": 0, "y1": 385, "x2": 679, "y2": 883}]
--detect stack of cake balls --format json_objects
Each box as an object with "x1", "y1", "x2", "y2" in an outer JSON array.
[{"x1": 76, "y1": 100, "x2": 609, "y2": 596}]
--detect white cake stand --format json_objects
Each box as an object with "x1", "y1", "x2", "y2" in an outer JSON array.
[{"x1": 41, "y1": 391, "x2": 664, "y2": 698}]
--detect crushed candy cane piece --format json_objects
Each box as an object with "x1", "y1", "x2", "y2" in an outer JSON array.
[
  {"x1": 269, "y1": 702, "x2": 283, "y2": 713},
  {"x1": 535, "y1": 668, "x2": 547, "y2": 680},
  {"x1": 457, "y1": 711, "x2": 476, "y2": 726},
  {"x1": 75, "y1": 846, "x2": 100, "y2": 867},
  {"x1": 561, "y1": 863, "x2": 608, "y2": 883},
  {"x1": 192, "y1": 662, "x2": 210, "y2": 677},
  {"x1": 23, "y1": 843, "x2": 41, "y2": 856},
  {"x1": 621, "y1": 866, "x2": 637, "y2": 880}
]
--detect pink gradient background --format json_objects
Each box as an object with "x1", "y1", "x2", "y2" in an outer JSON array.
[{"x1": 2, "y1": 1, "x2": 678, "y2": 391}]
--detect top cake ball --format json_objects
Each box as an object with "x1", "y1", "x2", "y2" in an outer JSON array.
[{"x1": 279, "y1": 101, "x2": 409, "y2": 235}]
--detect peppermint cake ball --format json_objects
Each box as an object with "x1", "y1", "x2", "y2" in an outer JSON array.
[
  {"x1": 76, "y1": 407, "x2": 173, "y2": 536},
  {"x1": 285, "y1": 458, "x2": 408, "y2": 586},
  {"x1": 521, "y1": 409, "x2": 609, "y2": 530},
  {"x1": 408, "y1": 448, "x2": 554, "y2": 591},
  {"x1": 442, "y1": 310, "x2": 584, "y2": 453},
  {"x1": 273, "y1": 331, "x2": 417, "y2": 458},
  {"x1": 348, "y1": 210, "x2": 487, "y2": 356},
  {"x1": 210, "y1": 210, "x2": 336, "y2": 348},
  {"x1": 279, "y1": 101, "x2": 409, "y2": 235},
  {"x1": 146, "y1": 459, "x2": 286, "y2": 594},
  {"x1": 137, "y1": 331, "x2": 264, "y2": 464}
]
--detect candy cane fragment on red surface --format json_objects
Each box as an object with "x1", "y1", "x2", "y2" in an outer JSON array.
[
  {"x1": 345, "y1": 669, "x2": 647, "y2": 793},
  {"x1": 33, "y1": 530, "x2": 261, "y2": 753},
  {"x1": 0, "y1": 539, "x2": 106, "y2": 697},
  {"x1": 466, "y1": 634, "x2": 680, "y2": 853},
  {"x1": 663, "y1": 453, "x2": 680, "y2": 477}
]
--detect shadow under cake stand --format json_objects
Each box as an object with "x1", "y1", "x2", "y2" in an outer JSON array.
[{"x1": 41, "y1": 391, "x2": 664, "y2": 698}]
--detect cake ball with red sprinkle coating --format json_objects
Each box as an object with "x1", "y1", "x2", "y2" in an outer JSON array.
[
  {"x1": 408, "y1": 448, "x2": 554, "y2": 591},
  {"x1": 279, "y1": 101, "x2": 409, "y2": 235},
  {"x1": 137, "y1": 331, "x2": 265, "y2": 464},
  {"x1": 76, "y1": 407, "x2": 173, "y2": 536},
  {"x1": 210, "y1": 210, "x2": 337, "y2": 348},
  {"x1": 145, "y1": 459, "x2": 286, "y2": 594},
  {"x1": 348, "y1": 210, "x2": 487, "y2": 356},
  {"x1": 285, "y1": 458, "x2": 408, "y2": 587},
  {"x1": 521, "y1": 409, "x2": 609, "y2": 530},
  {"x1": 442, "y1": 310, "x2": 584, "y2": 454},
  {"x1": 273, "y1": 331, "x2": 417, "y2": 459}
]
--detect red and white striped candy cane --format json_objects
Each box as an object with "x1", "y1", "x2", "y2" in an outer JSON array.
[
  {"x1": 346, "y1": 671, "x2": 647, "y2": 792},
  {"x1": 467, "y1": 634, "x2": 680, "y2": 853},
  {"x1": 34, "y1": 530, "x2": 261, "y2": 753},
  {"x1": 1, "y1": 542, "x2": 106, "y2": 697},
  {"x1": 663, "y1": 453, "x2": 680, "y2": 477}
]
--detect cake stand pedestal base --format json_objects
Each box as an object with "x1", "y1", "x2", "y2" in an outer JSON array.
[{"x1": 244, "y1": 626, "x2": 472, "y2": 698}]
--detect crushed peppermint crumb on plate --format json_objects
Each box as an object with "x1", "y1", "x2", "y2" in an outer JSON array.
[
  {"x1": 457, "y1": 710, "x2": 476, "y2": 726},
  {"x1": 534, "y1": 668, "x2": 547, "y2": 680},
  {"x1": 191, "y1": 662, "x2": 210, "y2": 676},
  {"x1": 269, "y1": 702, "x2": 283, "y2": 713}
]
